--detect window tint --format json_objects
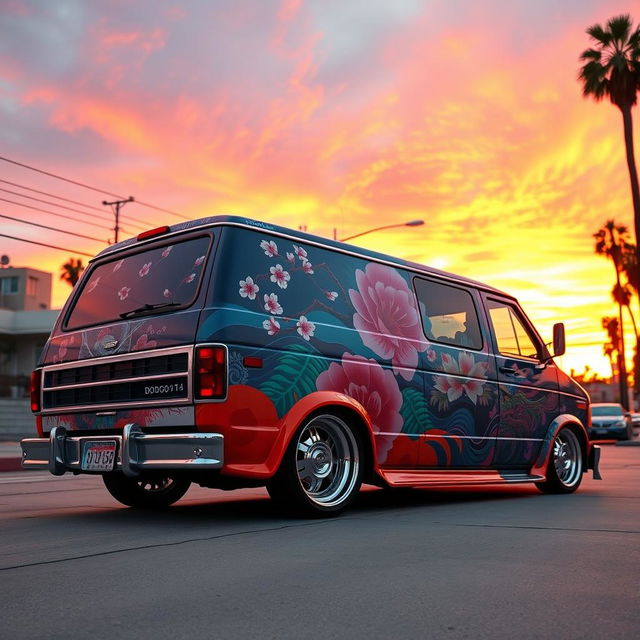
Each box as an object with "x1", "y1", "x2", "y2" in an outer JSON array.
[
  {"x1": 487, "y1": 300, "x2": 539, "y2": 359},
  {"x1": 414, "y1": 278, "x2": 482, "y2": 349},
  {"x1": 65, "y1": 235, "x2": 211, "y2": 330}
]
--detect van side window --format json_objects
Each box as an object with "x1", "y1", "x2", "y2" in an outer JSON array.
[
  {"x1": 414, "y1": 278, "x2": 482, "y2": 349},
  {"x1": 486, "y1": 300, "x2": 539, "y2": 359}
]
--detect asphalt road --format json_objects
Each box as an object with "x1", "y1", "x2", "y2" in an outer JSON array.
[{"x1": 1, "y1": 445, "x2": 639, "y2": 640}]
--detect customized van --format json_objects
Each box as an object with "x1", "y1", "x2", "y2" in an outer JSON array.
[{"x1": 21, "y1": 216, "x2": 601, "y2": 515}]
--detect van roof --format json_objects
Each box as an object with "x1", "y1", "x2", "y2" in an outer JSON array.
[{"x1": 95, "y1": 215, "x2": 514, "y2": 299}]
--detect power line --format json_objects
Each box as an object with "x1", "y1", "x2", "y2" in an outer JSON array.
[
  {"x1": 0, "y1": 178, "x2": 106, "y2": 212},
  {"x1": 0, "y1": 233, "x2": 95, "y2": 257},
  {"x1": 0, "y1": 155, "x2": 192, "y2": 221},
  {"x1": 0, "y1": 178, "x2": 155, "y2": 232},
  {"x1": 0, "y1": 197, "x2": 114, "y2": 231},
  {"x1": 0, "y1": 213, "x2": 106, "y2": 243}
]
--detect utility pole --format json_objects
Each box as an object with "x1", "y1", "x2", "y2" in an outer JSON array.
[{"x1": 102, "y1": 196, "x2": 134, "y2": 243}]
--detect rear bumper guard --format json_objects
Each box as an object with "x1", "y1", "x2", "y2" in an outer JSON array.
[{"x1": 21, "y1": 424, "x2": 223, "y2": 477}]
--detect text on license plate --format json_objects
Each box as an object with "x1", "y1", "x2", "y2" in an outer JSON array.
[{"x1": 82, "y1": 441, "x2": 117, "y2": 471}]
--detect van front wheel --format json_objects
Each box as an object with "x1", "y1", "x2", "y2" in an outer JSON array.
[
  {"x1": 267, "y1": 414, "x2": 363, "y2": 516},
  {"x1": 536, "y1": 427, "x2": 584, "y2": 494},
  {"x1": 103, "y1": 472, "x2": 191, "y2": 508}
]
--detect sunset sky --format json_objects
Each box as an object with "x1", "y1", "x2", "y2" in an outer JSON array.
[{"x1": 1, "y1": 0, "x2": 639, "y2": 379}]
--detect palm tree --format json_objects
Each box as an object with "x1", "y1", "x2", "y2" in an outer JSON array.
[
  {"x1": 60, "y1": 258, "x2": 85, "y2": 287},
  {"x1": 602, "y1": 316, "x2": 620, "y2": 381},
  {"x1": 595, "y1": 220, "x2": 631, "y2": 406},
  {"x1": 580, "y1": 14, "x2": 640, "y2": 316}
]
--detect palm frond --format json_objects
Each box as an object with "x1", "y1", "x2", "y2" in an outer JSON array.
[
  {"x1": 587, "y1": 23, "x2": 611, "y2": 45},
  {"x1": 579, "y1": 47, "x2": 601, "y2": 62},
  {"x1": 607, "y1": 14, "x2": 632, "y2": 44}
]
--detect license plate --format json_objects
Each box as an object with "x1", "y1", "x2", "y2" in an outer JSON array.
[{"x1": 81, "y1": 440, "x2": 117, "y2": 472}]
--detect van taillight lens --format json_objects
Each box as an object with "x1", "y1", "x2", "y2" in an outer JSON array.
[
  {"x1": 195, "y1": 346, "x2": 227, "y2": 399},
  {"x1": 30, "y1": 369, "x2": 41, "y2": 413}
]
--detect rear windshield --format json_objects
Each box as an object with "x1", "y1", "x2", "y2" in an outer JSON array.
[
  {"x1": 65, "y1": 235, "x2": 211, "y2": 330},
  {"x1": 591, "y1": 405, "x2": 623, "y2": 416}
]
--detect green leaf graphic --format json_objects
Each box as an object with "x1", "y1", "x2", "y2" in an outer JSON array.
[
  {"x1": 400, "y1": 387, "x2": 433, "y2": 437},
  {"x1": 259, "y1": 344, "x2": 329, "y2": 416}
]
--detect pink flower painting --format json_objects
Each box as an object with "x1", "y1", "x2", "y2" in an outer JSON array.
[
  {"x1": 325, "y1": 291, "x2": 338, "y2": 301},
  {"x1": 117, "y1": 286, "x2": 130, "y2": 301},
  {"x1": 194, "y1": 255, "x2": 205, "y2": 266},
  {"x1": 113, "y1": 259, "x2": 124, "y2": 272},
  {"x1": 269, "y1": 264, "x2": 290, "y2": 289},
  {"x1": 434, "y1": 352, "x2": 489, "y2": 404},
  {"x1": 86, "y1": 277, "x2": 100, "y2": 293},
  {"x1": 286, "y1": 252, "x2": 295, "y2": 264},
  {"x1": 296, "y1": 315, "x2": 316, "y2": 340},
  {"x1": 260, "y1": 240, "x2": 278, "y2": 257},
  {"x1": 316, "y1": 353, "x2": 403, "y2": 463},
  {"x1": 161, "y1": 246, "x2": 173, "y2": 258},
  {"x1": 139, "y1": 262, "x2": 152, "y2": 278},
  {"x1": 263, "y1": 293, "x2": 283, "y2": 315},
  {"x1": 133, "y1": 334, "x2": 157, "y2": 351},
  {"x1": 185, "y1": 273, "x2": 196, "y2": 284},
  {"x1": 262, "y1": 316, "x2": 281, "y2": 336},
  {"x1": 239, "y1": 276, "x2": 259, "y2": 300},
  {"x1": 293, "y1": 244, "x2": 307, "y2": 261},
  {"x1": 163, "y1": 288, "x2": 172, "y2": 299},
  {"x1": 349, "y1": 263, "x2": 427, "y2": 380},
  {"x1": 301, "y1": 261, "x2": 314, "y2": 275}
]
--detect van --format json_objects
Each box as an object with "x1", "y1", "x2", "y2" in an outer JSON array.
[{"x1": 21, "y1": 216, "x2": 601, "y2": 515}]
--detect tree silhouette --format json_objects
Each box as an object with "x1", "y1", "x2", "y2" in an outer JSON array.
[
  {"x1": 60, "y1": 257, "x2": 85, "y2": 287},
  {"x1": 580, "y1": 14, "x2": 640, "y2": 320},
  {"x1": 594, "y1": 220, "x2": 633, "y2": 405}
]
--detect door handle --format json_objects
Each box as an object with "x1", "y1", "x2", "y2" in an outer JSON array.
[{"x1": 499, "y1": 367, "x2": 516, "y2": 375}]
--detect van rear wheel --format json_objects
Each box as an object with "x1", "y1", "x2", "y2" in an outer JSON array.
[
  {"x1": 536, "y1": 427, "x2": 583, "y2": 494},
  {"x1": 103, "y1": 472, "x2": 191, "y2": 508},
  {"x1": 267, "y1": 414, "x2": 363, "y2": 517}
]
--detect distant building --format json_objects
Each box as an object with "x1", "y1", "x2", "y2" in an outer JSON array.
[{"x1": 0, "y1": 266, "x2": 58, "y2": 398}]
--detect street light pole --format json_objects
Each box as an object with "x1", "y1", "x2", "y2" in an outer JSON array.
[{"x1": 339, "y1": 219, "x2": 424, "y2": 242}]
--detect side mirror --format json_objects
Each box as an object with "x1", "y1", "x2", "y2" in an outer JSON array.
[{"x1": 552, "y1": 322, "x2": 566, "y2": 358}]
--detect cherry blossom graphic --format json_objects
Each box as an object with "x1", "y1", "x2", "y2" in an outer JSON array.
[
  {"x1": 349, "y1": 263, "x2": 427, "y2": 380},
  {"x1": 270, "y1": 264, "x2": 291, "y2": 289},
  {"x1": 316, "y1": 353, "x2": 403, "y2": 463},
  {"x1": 296, "y1": 315, "x2": 316, "y2": 340},
  {"x1": 427, "y1": 347, "x2": 437, "y2": 362},
  {"x1": 239, "y1": 276, "x2": 260, "y2": 300},
  {"x1": 163, "y1": 289, "x2": 172, "y2": 299},
  {"x1": 139, "y1": 262, "x2": 152, "y2": 278},
  {"x1": 264, "y1": 293, "x2": 283, "y2": 315},
  {"x1": 301, "y1": 261, "x2": 314, "y2": 275},
  {"x1": 325, "y1": 291, "x2": 338, "y2": 301},
  {"x1": 185, "y1": 273, "x2": 196, "y2": 284},
  {"x1": 260, "y1": 240, "x2": 278, "y2": 257},
  {"x1": 113, "y1": 259, "x2": 124, "y2": 272},
  {"x1": 433, "y1": 352, "x2": 490, "y2": 404},
  {"x1": 194, "y1": 255, "x2": 205, "y2": 266},
  {"x1": 117, "y1": 286, "x2": 131, "y2": 301},
  {"x1": 133, "y1": 334, "x2": 158, "y2": 351},
  {"x1": 286, "y1": 252, "x2": 295, "y2": 264},
  {"x1": 262, "y1": 316, "x2": 281, "y2": 336},
  {"x1": 161, "y1": 246, "x2": 173, "y2": 258},
  {"x1": 86, "y1": 277, "x2": 100, "y2": 293},
  {"x1": 293, "y1": 244, "x2": 307, "y2": 261}
]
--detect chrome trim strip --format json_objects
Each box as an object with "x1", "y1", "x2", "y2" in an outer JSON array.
[{"x1": 41, "y1": 344, "x2": 192, "y2": 376}]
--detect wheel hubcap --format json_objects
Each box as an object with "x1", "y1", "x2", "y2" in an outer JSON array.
[
  {"x1": 553, "y1": 429, "x2": 582, "y2": 487},
  {"x1": 295, "y1": 416, "x2": 359, "y2": 507}
]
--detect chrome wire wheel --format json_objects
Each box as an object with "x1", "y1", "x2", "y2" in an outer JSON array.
[
  {"x1": 552, "y1": 428, "x2": 582, "y2": 489},
  {"x1": 294, "y1": 415, "x2": 360, "y2": 508}
]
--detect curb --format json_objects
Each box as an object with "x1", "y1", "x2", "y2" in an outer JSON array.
[{"x1": 616, "y1": 439, "x2": 640, "y2": 446}]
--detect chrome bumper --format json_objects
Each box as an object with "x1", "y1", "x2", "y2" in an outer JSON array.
[{"x1": 20, "y1": 424, "x2": 223, "y2": 477}]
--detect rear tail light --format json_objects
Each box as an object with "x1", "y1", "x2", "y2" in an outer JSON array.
[
  {"x1": 30, "y1": 369, "x2": 42, "y2": 412},
  {"x1": 194, "y1": 346, "x2": 227, "y2": 399}
]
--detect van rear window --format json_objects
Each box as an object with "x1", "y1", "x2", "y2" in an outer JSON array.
[{"x1": 65, "y1": 235, "x2": 211, "y2": 330}]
